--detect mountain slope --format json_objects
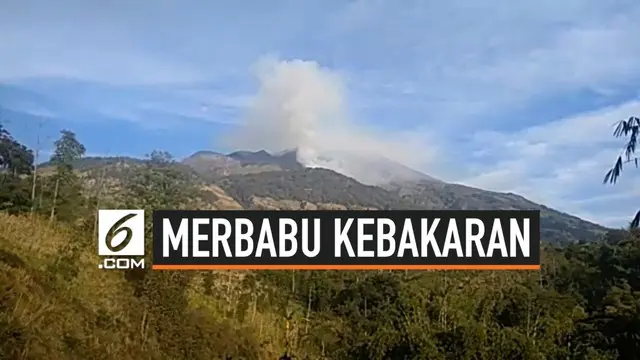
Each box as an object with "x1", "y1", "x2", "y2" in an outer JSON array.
[
  {"x1": 386, "y1": 180, "x2": 607, "y2": 245},
  {"x1": 290, "y1": 148, "x2": 441, "y2": 185},
  {"x1": 181, "y1": 148, "x2": 439, "y2": 185},
  {"x1": 40, "y1": 154, "x2": 609, "y2": 244},
  {"x1": 216, "y1": 167, "x2": 419, "y2": 210},
  {"x1": 215, "y1": 168, "x2": 607, "y2": 244},
  {"x1": 181, "y1": 150, "x2": 303, "y2": 179}
]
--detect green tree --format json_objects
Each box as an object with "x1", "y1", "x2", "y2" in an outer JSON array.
[
  {"x1": 0, "y1": 123, "x2": 34, "y2": 176},
  {"x1": 0, "y1": 124, "x2": 34, "y2": 213},
  {"x1": 120, "y1": 150, "x2": 205, "y2": 357},
  {"x1": 46, "y1": 129, "x2": 87, "y2": 222},
  {"x1": 604, "y1": 116, "x2": 640, "y2": 228},
  {"x1": 124, "y1": 150, "x2": 198, "y2": 212},
  {"x1": 49, "y1": 130, "x2": 87, "y2": 170}
]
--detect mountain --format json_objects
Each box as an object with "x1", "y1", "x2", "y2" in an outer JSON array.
[
  {"x1": 181, "y1": 149, "x2": 303, "y2": 179},
  {"x1": 227, "y1": 149, "x2": 301, "y2": 168},
  {"x1": 293, "y1": 148, "x2": 441, "y2": 185},
  {"x1": 39, "y1": 150, "x2": 610, "y2": 245},
  {"x1": 214, "y1": 167, "x2": 606, "y2": 244},
  {"x1": 386, "y1": 179, "x2": 607, "y2": 244},
  {"x1": 184, "y1": 149, "x2": 609, "y2": 244},
  {"x1": 181, "y1": 148, "x2": 438, "y2": 185},
  {"x1": 216, "y1": 167, "x2": 416, "y2": 211}
]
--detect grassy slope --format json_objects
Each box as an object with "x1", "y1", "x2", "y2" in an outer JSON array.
[
  {"x1": 0, "y1": 213, "x2": 294, "y2": 360},
  {"x1": 3, "y1": 212, "x2": 639, "y2": 359}
]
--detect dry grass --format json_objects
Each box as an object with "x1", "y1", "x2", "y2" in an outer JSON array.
[
  {"x1": 0, "y1": 213, "x2": 302, "y2": 360},
  {"x1": 0, "y1": 213, "x2": 152, "y2": 359},
  {"x1": 199, "y1": 185, "x2": 244, "y2": 210}
]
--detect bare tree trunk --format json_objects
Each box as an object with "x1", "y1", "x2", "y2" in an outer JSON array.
[
  {"x1": 38, "y1": 178, "x2": 44, "y2": 209},
  {"x1": 140, "y1": 309, "x2": 148, "y2": 345},
  {"x1": 226, "y1": 271, "x2": 234, "y2": 315},
  {"x1": 93, "y1": 166, "x2": 107, "y2": 236},
  {"x1": 49, "y1": 177, "x2": 60, "y2": 222},
  {"x1": 30, "y1": 121, "x2": 43, "y2": 214},
  {"x1": 305, "y1": 285, "x2": 313, "y2": 335},
  {"x1": 30, "y1": 161, "x2": 38, "y2": 213}
]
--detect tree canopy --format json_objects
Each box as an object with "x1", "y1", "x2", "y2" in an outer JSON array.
[
  {"x1": 0, "y1": 124, "x2": 34, "y2": 213},
  {"x1": 0, "y1": 123, "x2": 34, "y2": 175}
]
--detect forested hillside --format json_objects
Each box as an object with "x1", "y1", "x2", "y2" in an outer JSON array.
[
  {"x1": 1, "y1": 124, "x2": 640, "y2": 359},
  {"x1": 36, "y1": 150, "x2": 608, "y2": 245}
]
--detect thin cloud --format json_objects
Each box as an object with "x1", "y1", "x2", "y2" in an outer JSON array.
[
  {"x1": 451, "y1": 100, "x2": 640, "y2": 227},
  {"x1": 3, "y1": 0, "x2": 640, "y2": 226}
]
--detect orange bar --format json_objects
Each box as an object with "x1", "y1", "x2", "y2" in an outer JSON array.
[{"x1": 152, "y1": 264, "x2": 540, "y2": 270}]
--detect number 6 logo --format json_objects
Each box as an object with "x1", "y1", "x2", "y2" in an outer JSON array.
[
  {"x1": 106, "y1": 213, "x2": 137, "y2": 253},
  {"x1": 98, "y1": 210, "x2": 145, "y2": 256}
]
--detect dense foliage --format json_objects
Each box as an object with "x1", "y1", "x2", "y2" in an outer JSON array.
[
  {"x1": 0, "y1": 123, "x2": 34, "y2": 214},
  {"x1": 1, "y1": 124, "x2": 639, "y2": 360}
]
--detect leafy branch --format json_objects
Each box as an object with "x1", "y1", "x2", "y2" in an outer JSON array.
[{"x1": 604, "y1": 116, "x2": 640, "y2": 228}]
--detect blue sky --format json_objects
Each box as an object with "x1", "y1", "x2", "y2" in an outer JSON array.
[{"x1": 1, "y1": 0, "x2": 640, "y2": 228}]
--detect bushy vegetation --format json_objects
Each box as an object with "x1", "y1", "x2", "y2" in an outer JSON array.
[{"x1": 1, "y1": 124, "x2": 640, "y2": 359}]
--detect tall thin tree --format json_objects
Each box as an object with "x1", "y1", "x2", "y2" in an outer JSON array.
[
  {"x1": 48, "y1": 130, "x2": 86, "y2": 222},
  {"x1": 30, "y1": 119, "x2": 44, "y2": 214}
]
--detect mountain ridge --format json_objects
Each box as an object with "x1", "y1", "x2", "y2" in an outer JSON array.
[
  {"x1": 182, "y1": 148, "x2": 440, "y2": 185},
  {"x1": 40, "y1": 150, "x2": 610, "y2": 245}
]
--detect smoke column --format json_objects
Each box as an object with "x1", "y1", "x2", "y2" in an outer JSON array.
[{"x1": 225, "y1": 57, "x2": 436, "y2": 184}]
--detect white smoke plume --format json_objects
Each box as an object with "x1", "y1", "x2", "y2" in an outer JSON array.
[{"x1": 225, "y1": 57, "x2": 438, "y2": 184}]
